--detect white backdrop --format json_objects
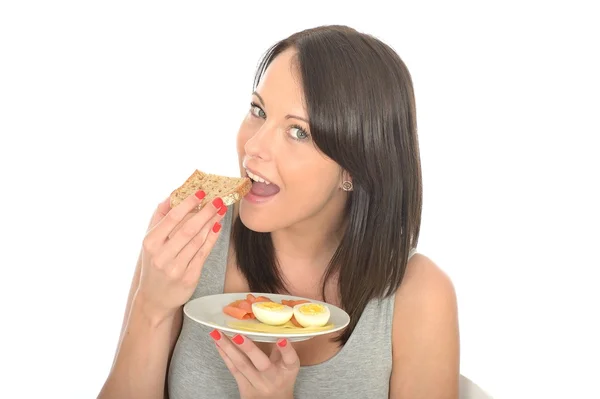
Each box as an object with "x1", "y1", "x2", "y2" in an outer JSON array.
[{"x1": 1, "y1": 1, "x2": 598, "y2": 398}]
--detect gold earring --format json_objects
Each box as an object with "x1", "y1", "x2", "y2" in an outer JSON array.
[{"x1": 342, "y1": 181, "x2": 353, "y2": 191}]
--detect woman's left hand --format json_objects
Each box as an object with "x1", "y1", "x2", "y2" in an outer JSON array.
[{"x1": 210, "y1": 329, "x2": 300, "y2": 399}]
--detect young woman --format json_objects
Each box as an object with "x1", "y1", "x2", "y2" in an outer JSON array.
[{"x1": 98, "y1": 25, "x2": 459, "y2": 399}]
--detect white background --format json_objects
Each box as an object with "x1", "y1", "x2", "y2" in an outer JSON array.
[{"x1": 1, "y1": 1, "x2": 598, "y2": 398}]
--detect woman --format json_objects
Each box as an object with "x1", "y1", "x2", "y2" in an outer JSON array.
[{"x1": 98, "y1": 25, "x2": 459, "y2": 399}]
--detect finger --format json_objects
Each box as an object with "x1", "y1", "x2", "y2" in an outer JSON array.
[
  {"x1": 176, "y1": 209, "x2": 226, "y2": 279},
  {"x1": 152, "y1": 197, "x2": 224, "y2": 264},
  {"x1": 269, "y1": 343, "x2": 282, "y2": 363},
  {"x1": 215, "y1": 342, "x2": 252, "y2": 391},
  {"x1": 167, "y1": 200, "x2": 221, "y2": 239},
  {"x1": 185, "y1": 211, "x2": 227, "y2": 278},
  {"x1": 147, "y1": 197, "x2": 172, "y2": 230},
  {"x1": 229, "y1": 334, "x2": 272, "y2": 372},
  {"x1": 276, "y1": 339, "x2": 300, "y2": 370},
  {"x1": 166, "y1": 213, "x2": 195, "y2": 240},
  {"x1": 209, "y1": 330, "x2": 264, "y2": 385},
  {"x1": 216, "y1": 344, "x2": 239, "y2": 374},
  {"x1": 147, "y1": 190, "x2": 210, "y2": 245}
]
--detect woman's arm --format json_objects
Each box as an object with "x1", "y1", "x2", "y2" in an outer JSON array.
[
  {"x1": 97, "y1": 193, "x2": 229, "y2": 398},
  {"x1": 97, "y1": 249, "x2": 183, "y2": 399},
  {"x1": 389, "y1": 254, "x2": 460, "y2": 399}
]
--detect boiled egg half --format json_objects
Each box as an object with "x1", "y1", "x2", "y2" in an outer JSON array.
[
  {"x1": 251, "y1": 302, "x2": 294, "y2": 326},
  {"x1": 293, "y1": 303, "x2": 331, "y2": 327}
]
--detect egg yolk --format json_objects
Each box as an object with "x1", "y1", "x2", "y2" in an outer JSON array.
[
  {"x1": 297, "y1": 304, "x2": 326, "y2": 314},
  {"x1": 255, "y1": 302, "x2": 285, "y2": 311}
]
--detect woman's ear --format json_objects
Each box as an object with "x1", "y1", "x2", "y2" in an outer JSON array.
[{"x1": 340, "y1": 170, "x2": 353, "y2": 192}]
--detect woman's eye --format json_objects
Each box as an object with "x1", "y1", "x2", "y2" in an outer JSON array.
[
  {"x1": 289, "y1": 126, "x2": 309, "y2": 141},
  {"x1": 250, "y1": 103, "x2": 266, "y2": 119}
]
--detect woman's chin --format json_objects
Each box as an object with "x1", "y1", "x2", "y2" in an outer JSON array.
[{"x1": 238, "y1": 203, "x2": 275, "y2": 233}]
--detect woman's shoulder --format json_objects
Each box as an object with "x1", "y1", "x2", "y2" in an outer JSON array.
[
  {"x1": 396, "y1": 252, "x2": 456, "y2": 301},
  {"x1": 392, "y1": 252, "x2": 458, "y2": 340},
  {"x1": 389, "y1": 252, "x2": 460, "y2": 392},
  {"x1": 387, "y1": 252, "x2": 460, "y2": 393}
]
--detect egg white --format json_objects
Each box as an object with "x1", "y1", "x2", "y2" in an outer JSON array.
[
  {"x1": 252, "y1": 302, "x2": 294, "y2": 326},
  {"x1": 293, "y1": 303, "x2": 331, "y2": 327}
]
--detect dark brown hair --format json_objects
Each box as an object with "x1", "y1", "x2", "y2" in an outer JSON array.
[{"x1": 233, "y1": 25, "x2": 423, "y2": 345}]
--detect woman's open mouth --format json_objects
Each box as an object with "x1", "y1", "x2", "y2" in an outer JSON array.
[{"x1": 244, "y1": 168, "x2": 280, "y2": 203}]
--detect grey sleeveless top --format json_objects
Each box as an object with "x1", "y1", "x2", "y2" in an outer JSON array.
[{"x1": 168, "y1": 208, "x2": 416, "y2": 398}]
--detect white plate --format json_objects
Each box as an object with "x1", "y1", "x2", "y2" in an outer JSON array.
[{"x1": 184, "y1": 292, "x2": 350, "y2": 342}]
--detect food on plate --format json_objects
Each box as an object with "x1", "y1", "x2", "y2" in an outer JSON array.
[
  {"x1": 222, "y1": 300, "x2": 253, "y2": 320},
  {"x1": 281, "y1": 299, "x2": 310, "y2": 327},
  {"x1": 223, "y1": 294, "x2": 272, "y2": 320},
  {"x1": 292, "y1": 303, "x2": 331, "y2": 327},
  {"x1": 251, "y1": 302, "x2": 294, "y2": 326},
  {"x1": 226, "y1": 320, "x2": 334, "y2": 334},
  {"x1": 170, "y1": 169, "x2": 252, "y2": 211},
  {"x1": 222, "y1": 294, "x2": 335, "y2": 333},
  {"x1": 281, "y1": 299, "x2": 310, "y2": 307}
]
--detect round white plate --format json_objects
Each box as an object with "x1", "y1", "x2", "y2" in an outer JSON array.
[{"x1": 184, "y1": 292, "x2": 350, "y2": 342}]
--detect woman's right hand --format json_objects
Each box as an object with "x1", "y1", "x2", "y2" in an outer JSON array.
[{"x1": 135, "y1": 190, "x2": 227, "y2": 323}]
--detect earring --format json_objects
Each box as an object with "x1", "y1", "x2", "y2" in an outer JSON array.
[{"x1": 342, "y1": 181, "x2": 353, "y2": 191}]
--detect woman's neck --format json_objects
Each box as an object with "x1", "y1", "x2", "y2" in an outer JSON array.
[{"x1": 270, "y1": 207, "x2": 346, "y2": 274}]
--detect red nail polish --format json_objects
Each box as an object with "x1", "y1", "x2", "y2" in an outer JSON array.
[
  {"x1": 232, "y1": 334, "x2": 244, "y2": 345},
  {"x1": 195, "y1": 190, "x2": 206, "y2": 200},
  {"x1": 218, "y1": 205, "x2": 227, "y2": 216},
  {"x1": 212, "y1": 197, "x2": 224, "y2": 209},
  {"x1": 209, "y1": 330, "x2": 221, "y2": 340},
  {"x1": 277, "y1": 339, "x2": 287, "y2": 348},
  {"x1": 212, "y1": 222, "x2": 222, "y2": 233}
]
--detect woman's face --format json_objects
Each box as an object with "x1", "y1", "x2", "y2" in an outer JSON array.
[{"x1": 236, "y1": 49, "x2": 348, "y2": 233}]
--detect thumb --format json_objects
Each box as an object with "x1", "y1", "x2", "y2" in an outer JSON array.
[{"x1": 147, "y1": 196, "x2": 172, "y2": 230}]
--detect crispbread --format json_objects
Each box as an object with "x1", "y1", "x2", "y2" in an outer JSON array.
[{"x1": 170, "y1": 169, "x2": 252, "y2": 211}]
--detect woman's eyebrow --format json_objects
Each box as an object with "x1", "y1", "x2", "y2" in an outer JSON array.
[
  {"x1": 253, "y1": 91, "x2": 309, "y2": 122},
  {"x1": 252, "y1": 91, "x2": 265, "y2": 106},
  {"x1": 285, "y1": 115, "x2": 309, "y2": 123}
]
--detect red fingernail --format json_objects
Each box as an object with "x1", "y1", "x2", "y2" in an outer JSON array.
[
  {"x1": 209, "y1": 330, "x2": 221, "y2": 341},
  {"x1": 277, "y1": 339, "x2": 287, "y2": 348},
  {"x1": 232, "y1": 334, "x2": 244, "y2": 345},
  {"x1": 212, "y1": 222, "x2": 222, "y2": 233},
  {"x1": 195, "y1": 190, "x2": 205, "y2": 200},
  {"x1": 212, "y1": 197, "x2": 224, "y2": 209},
  {"x1": 218, "y1": 206, "x2": 227, "y2": 216}
]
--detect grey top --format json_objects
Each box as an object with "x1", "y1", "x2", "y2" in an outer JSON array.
[{"x1": 168, "y1": 208, "x2": 416, "y2": 398}]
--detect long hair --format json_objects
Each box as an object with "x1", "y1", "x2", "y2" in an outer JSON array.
[{"x1": 233, "y1": 25, "x2": 423, "y2": 345}]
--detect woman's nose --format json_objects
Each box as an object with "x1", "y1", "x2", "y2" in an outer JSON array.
[{"x1": 243, "y1": 124, "x2": 274, "y2": 162}]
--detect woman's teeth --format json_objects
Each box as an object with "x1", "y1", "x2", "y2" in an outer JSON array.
[{"x1": 246, "y1": 170, "x2": 271, "y2": 185}]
